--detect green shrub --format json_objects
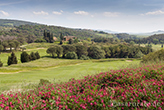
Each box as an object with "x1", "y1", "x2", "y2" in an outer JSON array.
[
  {"x1": 35, "y1": 51, "x2": 40, "y2": 59},
  {"x1": 30, "y1": 52, "x2": 37, "y2": 61},
  {"x1": 21, "y1": 51, "x2": 31, "y2": 63},
  {"x1": 0, "y1": 60, "x2": 3, "y2": 67},
  {"x1": 7, "y1": 52, "x2": 18, "y2": 65},
  {"x1": 80, "y1": 55, "x2": 90, "y2": 60},
  {"x1": 66, "y1": 52, "x2": 78, "y2": 59}
]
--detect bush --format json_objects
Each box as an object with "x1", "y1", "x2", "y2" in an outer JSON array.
[
  {"x1": 35, "y1": 51, "x2": 40, "y2": 59},
  {"x1": 80, "y1": 55, "x2": 90, "y2": 60},
  {"x1": 38, "y1": 79, "x2": 51, "y2": 87},
  {"x1": 30, "y1": 52, "x2": 37, "y2": 61},
  {"x1": 0, "y1": 60, "x2": 3, "y2": 67},
  {"x1": 7, "y1": 52, "x2": 17, "y2": 65},
  {"x1": 21, "y1": 51, "x2": 31, "y2": 63},
  {"x1": 88, "y1": 45, "x2": 105, "y2": 59},
  {"x1": 66, "y1": 52, "x2": 78, "y2": 59}
]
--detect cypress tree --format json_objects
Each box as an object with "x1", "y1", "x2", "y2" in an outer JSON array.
[
  {"x1": 35, "y1": 51, "x2": 40, "y2": 59},
  {"x1": 21, "y1": 51, "x2": 30, "y2": 63},
  {"x1": 7, "y1": 52, "x2": 17, "y2": 65},
  {"x1": 30, "y1": 52, "x2": 37, "y2": 61}
]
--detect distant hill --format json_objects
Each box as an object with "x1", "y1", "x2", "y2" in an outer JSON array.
[
  {"x1": 0, "y1": 19, "x2": 140, "y2": 41},
  {"x1": 131, "y1": 30, "x2": 164, "y2": 36},
  {"x1": 0, "y1": 19, "x2": 40, "y2": 27}
]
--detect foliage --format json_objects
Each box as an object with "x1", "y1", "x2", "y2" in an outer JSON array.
[
  {"x1": 34, "y1": 38, "x2": 46, "y2": 43},
  {"x1": 62, "y1": 45, "x2": 76, "y2": 58},
  {"x1": 68, "y1": 39, "x2": 73, "y2": 44},
  {"x1": 80, "y1": 55, "x2": 90, "y2": 60},
  {"x1": 66, "y1": 52, "x2": 78, "y2": 59},
  {"x1": 0, "y1": 63, "x2": 163, "y2": 109},
  {"x1": 46, "y1": 45, "x2": 63, "y2": 58},
  {"x1": 75, "y1": 44, "x2": 88, "y2": 58},
  {"x1": 134, "y1": 50, "x2": 144, "y2": 58},
  {"x1": 46, "y1": 47, "x2": 56, "y2": 58},
  {"x1": 142, "y1": 49, "x2": 164, "y2": 63},
  {"x1": 21, "y1": 51, "x2": 31, "y2": 63},
  {"x1": 8, "y1": 42, "x2": 15, "y2": 51},
  {"x1": 43, "y1": 30, "x2": 54, "y2": 43},
  {"x1": 35, "y1": 51, "x2": 40, "y2": 59},
  {"x1": 0, "y1": 59, "x2": 3, "y2": 67},
  {"x1": 0, "y1": 45, "x2": 4, "y2": 53},
  {"x1": 88, "y1": 45, "x2": 105, "y2": 59},
  {"x1": 7, "y1": 52, "x2": 17, "y2": 65},
  {"x1": 30, "y1": 52, "x2": 37, "y2": 61}
]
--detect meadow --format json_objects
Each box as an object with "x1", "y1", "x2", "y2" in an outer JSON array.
[{"x1": 0, "y1": 44, "x2": 140, "y2": 93}]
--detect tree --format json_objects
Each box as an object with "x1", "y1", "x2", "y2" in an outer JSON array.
[
  {"x1": 68, "y1": 39, "x2": 73, "y2": 44},
  {"x1": 35, "y1": 51, "x2": 40, "y2": 59},
  {"x1": 62, "y1": 45, "x2": 76, "y2": 58},
  {"x1": 2, "y1": 41, "x2": 8, "y2": 51},
  {"x1": 130, "y1": 41, "x2": 135, "y2": 45},
  {"x1": 0, "y1": 45, "x2": 4, "y2": 54},
  {"x1": 74, "y1": 38, "x2": 79, "y2": 43},
  {"x1": 8, "y1": 42, "x2": 15, "y2": 51},
  {"x1": 30, "y1": 52, "x2": 37, "y2": 60},
  {"x1": 88, "y1": 45, "x2": 105, "y2": 59},
  {"x1": 60, "y1": 33, "x2": 64, "y2": 41},
  {"x1": 21, "y1": 51, "x2": 31, "y2": 63},
  {"x1": 103, "y1": 46, "x2": 111, "y2": 58},
  {"x1": 13, "y1": 40, "x2": 20, "y2": 51},
  {"x1": 55, "y1": 45, "x2": 63, "y2": 58},
  {"x1": 0, "y1": 60, "x2": 3, "y2": 67},
  {"x1": 7, "y1": 52, "x2": 17, "y2": 65},
  {"x1": 66, "y1": 52, "x2": 78, "y2": 59},
  {"x1": 46, "y1": 47, "x2": 56, "y2": 58},
  {"x1": 46, "y1": 46, "x2": 63, "y2": 58},
  {"x1": 75, "y1": 44, "x2": 88, "y2": 58}
]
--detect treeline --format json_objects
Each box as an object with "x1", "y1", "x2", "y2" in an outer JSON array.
[
  {"x1": 0, "y1": 19, "x2": 39, "y2": 27},
  {"x1": 0, "y1": 25, "x2": 101, "y2": 42},
  {"x1": 46, "y1": 44, "x2": 153, "y2": 59},
  {"x1": 125, "y1": 34, "x2": 164, "y2": 44}
]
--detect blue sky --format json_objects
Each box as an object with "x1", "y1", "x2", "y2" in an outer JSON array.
[{"x1": 0, "y1": 0, "x2": 164, "y2": 33}]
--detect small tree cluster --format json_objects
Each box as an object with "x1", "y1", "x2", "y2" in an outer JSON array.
[
  {"x1": 21, "y1": 51, "x2": 40, "y2": 63},
  {"x1": 43, "y1": 30, "x2": 54, "y2": 43}
]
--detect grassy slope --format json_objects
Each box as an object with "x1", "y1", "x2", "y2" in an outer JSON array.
[
  {"x1": 0, "y1": 59, "x2": 140, "y2": 92},
  {"x1": 0, "y1": 43, "x2": 140, "y2": 92}
]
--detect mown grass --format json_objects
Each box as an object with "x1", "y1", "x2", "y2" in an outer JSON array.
[{"x1": 0, "y1": 59, "x2": 140, "y2": 93}]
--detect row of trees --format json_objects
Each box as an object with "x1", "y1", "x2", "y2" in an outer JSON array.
[
  {"x1": 4, "y1": 51, "x2": 40, "y2": 66},
  {"x1": 46, "y1": 44, "x2": 153, "y2": 59}
]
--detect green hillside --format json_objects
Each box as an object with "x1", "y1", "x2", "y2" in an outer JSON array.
[{"x1": 0, "y1": 19, "x2": 39, "y2": 27}]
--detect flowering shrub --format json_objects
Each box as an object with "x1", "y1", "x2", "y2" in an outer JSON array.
[{"x1": 0, "y1": 63, "x2": 164, "y2": 109}]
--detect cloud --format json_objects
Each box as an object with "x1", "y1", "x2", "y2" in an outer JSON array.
[
  {"x1": 74, "y1": 11, "x2": 89, "y2": 15},
  {"x1": 52, "y1": 10, "x2": 63, "y2": 15},
  {"x1": 0, "y1": 10, "x2": 9, "y2": 16},
  {"x1": 0, "y1": 0, "x2": 30, "y2": 6},
  {"x1": 103, "y1": 12, "x2": 119, "y2": 17},
  {"x1": 33, "y1": 11, "x2": 48, "y2": 15},
  {"x1": 144, "y1": 10, "x2": 164, "y2": 15}
]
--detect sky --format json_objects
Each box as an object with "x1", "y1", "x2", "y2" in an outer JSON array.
[{"x1": 0, "y1": 0, "x2": 164, "y2": 33}]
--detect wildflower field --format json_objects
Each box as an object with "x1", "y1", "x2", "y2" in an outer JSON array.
[{"x1": 0, "y1": 63, "x2": 164, "y2": 110}]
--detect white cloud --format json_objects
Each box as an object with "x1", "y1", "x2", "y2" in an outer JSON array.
[
  {"x1": 74, "y1": 11, "x2": 89, "y2": 15},
  {"x1": 53, "y1": 11, "x2": 62, "y2": 15},
  {"x1": 144, "y1": 10, "x2": 164, "y2": 15},
  {"x1": 0, "y1": 10, "x2": 9, "y2": 16},
  {"x1": 33, "y1": 11, "x2": 48, "y2": 15},
  {"x1": 103, "y1": 12, "x2": 119, "y2": 17}
]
